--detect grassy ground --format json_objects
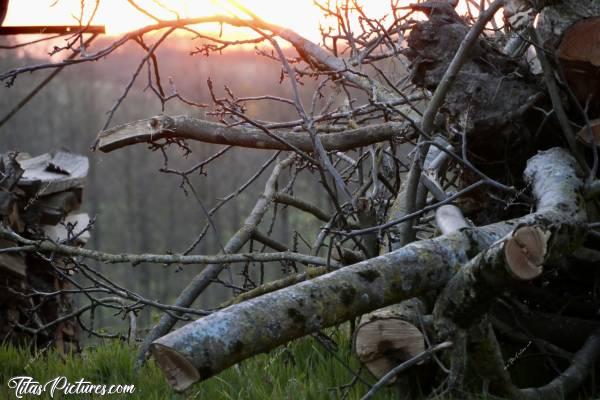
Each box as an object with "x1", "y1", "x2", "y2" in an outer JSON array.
[{"x1": 0, "y1": 330, "x2": 399, "y2": 400}]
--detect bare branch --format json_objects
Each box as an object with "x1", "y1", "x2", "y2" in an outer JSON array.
[{"x1": 96, "y1": 115, "x2": 411, "y2": 152}]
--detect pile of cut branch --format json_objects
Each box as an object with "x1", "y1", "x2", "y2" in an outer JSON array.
[{"x1": 1, "y1": 0, "x2": 599, "y2": 398}]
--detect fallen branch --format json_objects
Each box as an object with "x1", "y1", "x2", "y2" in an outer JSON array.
[
  {"x1": 136, "y1": 156, "x2": 293, "y2": 367},
  {"x1": 0, "y1": 229, "x2": 340, "y2": 268},
  {"x1": 95, "y1": 116, "x2": 409, "y2": 153},
  {"x1": 149, "y1": 148, "x2": 586, "y2": 391},
  {"x1": 433, "y1": 225, "x2": 550, "y2": 337}
]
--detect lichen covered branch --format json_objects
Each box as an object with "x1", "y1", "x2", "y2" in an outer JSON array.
[{"x1": 149, "y1": 148, "x2": 586, "y2": 391}]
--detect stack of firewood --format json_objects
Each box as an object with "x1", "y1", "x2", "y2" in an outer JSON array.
[{"x1": 0, "y1": 150, "x2": 89, "y2": 352}]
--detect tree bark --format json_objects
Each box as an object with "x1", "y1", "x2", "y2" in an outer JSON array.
[
  {"x1": 96, "y1": 116, "x2": 411, "y2": 153},
  {"x1": 149, "y1": 148, "x2": 586, "y2": 391},
  {"x1": 135, "y1": 156, "x2": 294, "y2": 367},
  {"x1": 433, "y1": 225, "x2": 549, "y2": 338}
]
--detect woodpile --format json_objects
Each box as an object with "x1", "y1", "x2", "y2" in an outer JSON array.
[{"x1": 0, "y1": 150, "x2": 89, "y2": 352}]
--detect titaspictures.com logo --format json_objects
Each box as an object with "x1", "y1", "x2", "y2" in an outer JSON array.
[{"x1": 7, "y1": 376, "x2": 135, "y2": 398}]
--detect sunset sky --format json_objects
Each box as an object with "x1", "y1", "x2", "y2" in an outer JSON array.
[{"x1": 2, "y1": 0, "x2": 397, "y2": 39}]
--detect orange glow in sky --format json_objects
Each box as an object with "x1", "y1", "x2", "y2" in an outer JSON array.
[
  {"x1": 2, "y1": 0, "x2": 396, "y2": 40},
  {"x1": 3, "y1": 0, "x2": 496, "y2": 50}
]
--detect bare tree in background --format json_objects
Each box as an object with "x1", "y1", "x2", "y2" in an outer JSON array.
[{"x1": 2, "y1": 0, "x2": 600, "y2": 398}]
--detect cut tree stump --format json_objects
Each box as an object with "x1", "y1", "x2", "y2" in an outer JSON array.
[{"x1": 354, "y1": 299, "x2": 429, "y2": 384}]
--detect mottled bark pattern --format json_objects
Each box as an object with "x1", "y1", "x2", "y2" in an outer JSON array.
[{"x1": 151, "y1": 148, "x2": 586, "y2": 391}]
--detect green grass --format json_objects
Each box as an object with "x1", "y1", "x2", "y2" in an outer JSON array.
[{"x1": 0, "y1": 330, "x2": 399, "y2": 400}]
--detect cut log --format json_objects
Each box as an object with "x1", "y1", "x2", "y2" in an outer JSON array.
[
  {"x1": 149, "y1": 148, "x2": 586, "y2": 391},
  {"x1": 557, "y1": 17, "x2": 600, "y2": 111},
  {"x1": 503, "y1": 226, "x2": 548, "y2": 279},
  {"x1": 354, "y1": 299, "x2": 429, "y2": 384},
  {"x1": 433, "y1": 225, "x2": 550, "y2": 337},
  {"x1": 355, "y1": 320, "x2": 424, "y2": 382},
  {"x1": 537, "y1": 2, "x2": 600, "y2": 114},
  {"x1": 557, "y1": 17, "x2": 600, "y2": 66}
]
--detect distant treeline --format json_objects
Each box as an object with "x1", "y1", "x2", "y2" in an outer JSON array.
[{"x1": 0, "y1": 39, "x2": 328, "y2": 332}]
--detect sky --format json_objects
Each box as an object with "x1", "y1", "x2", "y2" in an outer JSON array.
[{"x1": 2, "y1": 0, "x2": 396, "y2": 40}]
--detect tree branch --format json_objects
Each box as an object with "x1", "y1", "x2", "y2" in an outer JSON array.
[
  {"x1": 0, "y1": 229, "x2": 341, "y2": 268},
  {"x1": 149, "y1": 148, "x2": 586, "y2": 391},
  {"x1": 135, "y1": 155, "x2": 294, "y2": 367},
  {"x1": 95, "y1": 115, "x2": 410, "y2": 153}
]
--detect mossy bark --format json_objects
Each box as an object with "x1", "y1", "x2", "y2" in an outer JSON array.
[{"x1": 150, "y1": 148, "x2": 586, "y2": 391}]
